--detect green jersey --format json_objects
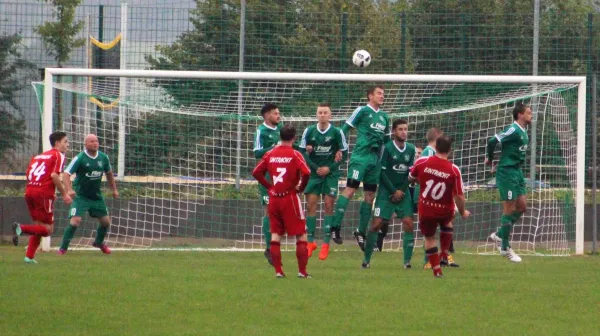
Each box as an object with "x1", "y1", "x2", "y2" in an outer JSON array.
[
  {"x1": 490, "y1": 122, "x2": 529, "y2": 168},
  {"x1": 344, "y1": 105, "x2": 391, "y2": 156},
  {"x1": 253, "y1": 123, "x2": 282, "y2": 159},
  {"x1": 422, "y1": 145, "x2": 436, "y2": 157},
  {"x1": 299, "y1": 124, "x2": 348, "y2": 174},
  {"x1": 65, "y1": 150, "x2": 112, "y2": 200},
  {"x1": 380, "y1": 141, "x2": 416, "y2": 192}
]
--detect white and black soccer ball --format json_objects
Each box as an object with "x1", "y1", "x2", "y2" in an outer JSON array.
[{"x1": 352, "y1": 50, "x2": 371, "y2": 68}]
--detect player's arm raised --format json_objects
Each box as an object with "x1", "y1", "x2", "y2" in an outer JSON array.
[
  {"x1": 452, "y1": 165, "x2": 470, "y2": 219},
  {"x1": 340, "y1": 106, "x2": 363, "y2": 135}
]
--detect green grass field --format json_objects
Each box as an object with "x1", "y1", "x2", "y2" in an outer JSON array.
[{"x1": 1, "y1": 246, "x2": 598, "y2": 336}]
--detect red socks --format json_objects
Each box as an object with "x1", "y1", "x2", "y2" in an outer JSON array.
[
  {"x1": 440, "y1": 227, "x2": 453, "y2": 260},
  {"x1": 426, "y1": 247, "x2": 442, "y2": 277},
  {"x1": 20, "y1": 224, "x2": 50, "y2": 237},
  {"x1": 296, "y1": 241, "x2": 308, "y2": 276},
  {"x1": 26, "y1": 235, "x2": 42, "y2": 259},
  {"x1": 270, "y1": 241, "x2": 283, "y2": 274}
]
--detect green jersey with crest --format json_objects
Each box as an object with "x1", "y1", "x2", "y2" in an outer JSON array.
[
  {"x1": 299, "y1": 124, "x2": 348, "y2": 174},
  {"x1": 490, "y1": 122, "x2": 529, "y2": 168},
  {"x1": 65, "y1": 150, "x2": 112, "y2": 200},
  {"x1": 380, "y1": 141, "x2": 416, "y2": 192},
  {"x1": 253, "y1": 123, "x2": 282, "y2": 159},
  {"x1": 344, "y1": 105, "x2": 391, "y2": 156}
]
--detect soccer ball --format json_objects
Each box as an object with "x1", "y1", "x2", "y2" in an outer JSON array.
[{"x1": 352, "y1": 50, "x2": 371, "y2": 68}]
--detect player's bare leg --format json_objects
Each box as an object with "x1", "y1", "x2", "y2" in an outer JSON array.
[
  {"x1": 262, "y1": 206, "x2": 273, "y2": 265},
  {"x1": 402, "y1": 217, "x2": 415, "y2": 268},
  {"x1": 92, "y1": 216, "x2": 111, "y2": 254},
  {"x1": 424, "y1": 234, "x2": 443, "y2": 278},
  {"x1": 318, "y1": 195, "x2": 335, "y2": 260},
  {"x1": 362, "y1": 217, "x2": 384, "y2": 268},
  {"x1": 14, "y1": 220, "x2": 53, "y2": 263},
  {"x1": 305, "y1": 194, "x2": 320, "y2": 257},
  {"x1": 295, "y1": 233, "x2": 311, "y2": 278},
  {"x1": 490, "y1": 197, "x2": 524, "y2": 262},
  {"x1": 58, "y1": 216, "x2": 82, "y2": 254}
]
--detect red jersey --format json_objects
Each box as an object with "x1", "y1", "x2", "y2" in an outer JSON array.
[
  {"x1": 252, "y1": 145, "x2": 311, "y2": 195},
  {"x1": 409, "y1": 155, "x2": 464, "y2": 218},
  {"x1": 25, "y1": 148, "x2": 66, "y2": 198}
]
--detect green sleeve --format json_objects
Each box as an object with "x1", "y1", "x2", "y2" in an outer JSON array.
[
  {"x1": 341, "y1": 123, "x2": 352, "y2": 135},
  {"x1": 486, "y1": 136, "x2": 499, "y2": 161},
  {"x1": 299, "y1": 148, "x2": 319, "y2": 171},
  {"x1": 253, "y1": 129, "x2": 271, "y2": 159},
  {"x1": 328, "y1": 129, "x2": 349, "y2": 170},
  {"x1": 379, "y1": 148, "x2": 396, "y2": 193},
  {"x1": 344, "y1": 107, "x2": 363, "y2": 128},
  {"x1": 384, "y1": 115, "x2": 392, "y2": 143},
  {"x1": 254, "y1": 147, "x2": 271, "y2": 159},
  {"x1": 65, "y1": 154, "x2": 81, "y2": 175}
]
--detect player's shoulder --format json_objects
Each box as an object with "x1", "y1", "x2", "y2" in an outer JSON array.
[
  {"x1": 97, "y1": 150, "x2": 110, "y2": 159},
  {"x1": 405, "y1": 142, "x2": 416, "y2": 152},
  {"x1": 303, "y1": 124, "x2": 316, "y2": 134},
  {"x1": 413, "y1": 155, "x2": 431, "y2": 166}
]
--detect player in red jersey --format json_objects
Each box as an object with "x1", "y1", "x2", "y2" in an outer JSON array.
[
  {"x1": 12, "y1": 131, "x2": 73, "y2": 264},
  {"x1": 409, "y1": 135, "x2": 470, "y2": 278},
  {"x1": 252, "y1": 124, "x2": 312, "y2": 278}
]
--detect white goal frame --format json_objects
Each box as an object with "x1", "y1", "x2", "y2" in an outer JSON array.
[{"x1": 42, "y1": 68, "x2": 587, "y2": 255}]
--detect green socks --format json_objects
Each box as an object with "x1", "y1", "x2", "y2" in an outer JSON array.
[
  {"x1": 497, "y1": 215, "x2": 513, "y2": 250},
  {"x1": 363, "y1": 231, "x2": 378, "y2": 263},
  {"x1": 262, "y1": 216, "x2": 271, "y2": 250},
  {"x1": 403, "y1": 231, "x2": 415, "y2": 263},
  {"x1": 332, "y1": 195, "x2": 350, "y2": 228},
  {"x1": 306, "y1": 216, "x2": 317, "y2": 243},
  {"x1": 94, "y1": 225, "x2": 108, "y2": 246},
  {"x1": 323, "y1": 215, "x2": 333, "y2": 244},
  {"x1": 357, "y1": 201, "x2": 372, "y2": 235},
  {"x1": 60, "y1": 224, "x2": 78, "y2": 250}
]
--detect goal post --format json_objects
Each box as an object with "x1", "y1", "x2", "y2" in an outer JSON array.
[{"x1": 39, "y1": 68, "x2": 586, "y2": 255}]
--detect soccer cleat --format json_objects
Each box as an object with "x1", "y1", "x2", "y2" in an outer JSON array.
[
  {"x1": 318, "y1": 243, "x2": 330, "y2": 260},
  {"x1": 92, "y1": 242, "x2": 111, "y2": 254},
  {"x1": 353, "y1": 230, "x2": 365, "y2": 251},
  {"x1": 57, "y1": 249, "x2": 67, "y2": 255},
  {"x1": 331, "y1": 227, "x2": 343, "y2": 245},
  {"x1": 423, "y1": 261, "x2": 432, "y2": 269},
  {"x1": 12, "y1": 222, "x2": 21, "y2": 246},
  {"x1": 275, "y1": 272, "x2": 286, "y2": 278},
  {"x1": 434, "y1": 273, "x2": 444, "y2": 278},
  {"x1": 24, "y1": 257, "x2": 38, "y2": 264},
  {"x1": 361, "y1": 261, "x2": 370, "y2": 269},
  {"x1": 489, "y1": 232, "x2": 503, "y2": 253},
  {"x1": 500, "y1": 248, "x2": 522, "y2": 263},
  {"x1": 307, "y1": 242, "x2": 318, "y2": 258},
  {"x1": 441, "y1": 255, "x2": 460, "y2": 267},
  {"x1": 264, "y1": 248, "x2": 273, "y2": 265},
  {"x1": 297, "y1": 273, "x2": 312, "y2": 279},
  {"x1": 403, "y1": 262, "x2": 412, "y2": 269}
]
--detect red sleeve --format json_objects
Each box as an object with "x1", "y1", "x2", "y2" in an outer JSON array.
[
  {"x1": 293, "y1": 150, "x2": 311, "y2": 176},
  {"x1": 252, "y1": 152, "x2": 272, "y2": 190},
  {"x1": 409, "y1": 156, "x2": 427, "y2": 179},
  {"x1": 452, "y1": 165, "x2": 464, "y2": 196},
  {"x1": 52, "y1": 151, "x2": 64, "y2": 174}
]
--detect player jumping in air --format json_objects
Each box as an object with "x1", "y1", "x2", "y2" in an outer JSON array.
[
  {"x1": 252, "y1": 125, "x2": 312, "y2": 278},
  {"x1": 485, "y1": 102, "x2": 531, "y2": 263},
  {"x1": 331, "y1": 86, "x2": 391, "y2": 249},
  {"x1": 299, "y1": 103, "x2": 348, "y2": 260},
  {"x1": 57, "y1": 134, "x2": 118, "y2": 254},
  {"x1": 253, "y1": 103, "x2": 282, "y2": 265},
  {"x1": 409, "y1": 135, "x2": 470, "y2": 278},
  {"x1": 362, "y1": 119, "x2": 416, "y2": 269},
  {"x1": 12, "y1": 131, "x2": 72, "y2": 264}
]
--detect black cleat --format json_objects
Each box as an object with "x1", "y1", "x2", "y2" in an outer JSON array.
[
  {"x1": 361, "y1": 261, "x2": 370, "y2": 269},
  {"x1": 264, "y1": 248, "x2": 273, "y2": 266},
  {"x1": 440, "y1": 258, "x2": 459, "y2": 268},
  {"x1": 353, "y1": 230, "x2": 365, "y2": 251},
  {"x1": 331, "y1": 227, "x2": 343, "y2": 245},
  {"x1": 12, "y1": 222, "x2": 21, "y2": 246}
]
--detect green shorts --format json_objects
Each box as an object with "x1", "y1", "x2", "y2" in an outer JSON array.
[
  {"x1": 373, "y1": 189, "x2": 413, "y2": 221},
  {"x1": 259, "y1": 184, "x2": 269, "y2": 206},
  {"x1": 347, "y1": 153, "x2": 381, "y2": 186},
  {"x1": 496, "y1": 166, "x2": 526, "y2": 201},
  {"x1": 69, "y1": 196, "x2": 109, "y2": 218},
  {"x1": 304, "y1": 173, "x2": 340, "y2": 197}
]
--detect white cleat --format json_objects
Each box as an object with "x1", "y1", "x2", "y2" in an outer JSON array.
[
  {"x1": 489, "y1": 233, "x2": 502, "y2": 253},
  {"x1": 500, "y1": 248, "x2": 522, "y2": 263}
]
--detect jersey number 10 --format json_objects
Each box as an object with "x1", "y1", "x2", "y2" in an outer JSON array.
[{"x1": 422, "y1": 179, "x2": 446, "y2": 200}]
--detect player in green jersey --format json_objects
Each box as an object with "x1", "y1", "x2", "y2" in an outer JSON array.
[
  {"x1": 299, "y1": 103, "x2": 348, "y2": 260},
  {"x1": 330, "y1": 86, "x2": 391, "y2": 250},
  {"x1": 57, "y1": 134, "x2": 118, "y2": 254},
  {"x1": 253, "y1": 103, "x2": 282, "y2": 265},
  {"x1": 362, "y1": 119, "x2": 416, "y2": 269},
  {"x1": 485, "y1": 102, "x2": 532, "y2": 263}
]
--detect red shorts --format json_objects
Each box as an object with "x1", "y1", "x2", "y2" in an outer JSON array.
[
  {"x1": 25, "y1": 195, "x2": 55, "y2": 225},
  {"x1": 418, "y1": 215, "x2": 453, "y2": 237},
  {"x1": 268, "y1": 193, "x2": 306, "y2": 236}
]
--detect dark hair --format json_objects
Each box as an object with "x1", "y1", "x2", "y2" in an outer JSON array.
[
  {"x1": 261, "y1": 103, "x2": 278, "y2": 117},
  {"x1": 426, "y1": 128, "x2": 443, "y2": 143},
  {"x1": 366, "y1": 85, "x2": 384, "y2": 100},
  {"x1": 49, "y1": 131, "x2": 67, "y2": 147},
  {"x1": 318, "y1": 102, "x2": 331, "y2": 108},
  {"x1": 512, "y1": 101, "x2": 529, "y2": 120},
  {"x1": 435, "y1": 135, "x2": 453, "y2": 154},
  {"x1": 279, "y1": 124, "x2": 296, "y2": 141},
  {"x1": 392, "y1": 119, "x2": 408, "y2": 130}
]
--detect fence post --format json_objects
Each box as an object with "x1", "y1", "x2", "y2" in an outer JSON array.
[
  {"x1": 235, "y1": 0, "x2": 246, "y2": 190},
  {"x1": 593, "y1": 74, "x2": 598, "y2": 254}
]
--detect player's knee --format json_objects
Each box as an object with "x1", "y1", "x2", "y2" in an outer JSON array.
[
  {"x1": 363, "y1": 183, "x2": 377, "y2": 193},
  {"x1": 402, "y1": 218, "x2": 414, "y2": 232},
  {"x1": 306, "y1": 203, "x2": 318, "y2": 216},
  {"x1": 70, "y1": 217, "x2": 82, "y2": 226},
  {"x1": 370, "y1": 219, "x2": 383, "y2": 233},
  {"x1": 345, "y1": 178, "x2": 360, "y2": 190}
]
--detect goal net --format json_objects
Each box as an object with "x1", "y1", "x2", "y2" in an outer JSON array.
[{"x1": 33, "y1": 70, "x2": 585, "y2": 255}]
